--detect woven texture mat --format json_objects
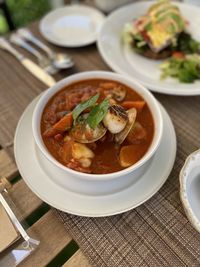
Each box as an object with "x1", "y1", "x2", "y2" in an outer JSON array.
[{"x1": 56, "y1": 94, "x2": 200, "y2": 267}]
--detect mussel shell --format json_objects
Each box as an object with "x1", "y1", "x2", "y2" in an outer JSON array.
[
  {"x1": 115, "y1": 108, "x2": 137, "y2": 144},
  {"x1": 70, "y1": 122, "x2": 106, "y2": 143}
]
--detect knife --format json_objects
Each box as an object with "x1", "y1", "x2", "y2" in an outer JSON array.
[{"x1": 0, "y1": 37, "x2": 56, "y2": 87}]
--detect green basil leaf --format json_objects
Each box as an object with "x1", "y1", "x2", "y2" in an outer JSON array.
[
  {"x1": 87, "y1": 98, "x2": 110, "y2": 129},
  {"x1": 72, "y1": 93, "x2": 99, "y2": 123}
]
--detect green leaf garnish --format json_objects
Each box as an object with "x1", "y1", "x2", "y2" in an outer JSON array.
[
  {"x1": 87, "y1": 98, "x2": 110, "y2": 129},
  {"x1": 72, "y1": 93, "x2": 99, "y2": 123}
]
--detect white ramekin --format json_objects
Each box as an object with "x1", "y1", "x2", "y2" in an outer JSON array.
[{"x1": 32, "y1": 71, "x2": 163, "y2": 186}]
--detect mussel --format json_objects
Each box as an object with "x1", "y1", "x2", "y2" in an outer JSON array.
[
  {"x1": 101, "y1": 82, "x2": 126, "y2": 102},
  {"x1": 70, "y1": 121, "x2": 106, "y2": 143},
  {"x1": 112, "y1": 86, "x2": 126, "y2": 102}
]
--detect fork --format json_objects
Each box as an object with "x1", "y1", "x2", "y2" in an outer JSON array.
[
  {"x1": 17, "y1": 28, "x2": 74, "y2": 69},
  {"x1": 10, "y1": 33, "x2": 58, "y2": 75}
]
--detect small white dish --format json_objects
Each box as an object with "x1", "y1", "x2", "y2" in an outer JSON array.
[
  {"x1": 180, "y1": 149, "x2": 200, "y2": 232},
  {"x1": 40, "y1": 5, "x2": 105, "y2": 47},
  {"x1": 14, "y1": 97, "x2": 176, "y2": 217},
  {"x1": 97, "y1": 1, "x2": 200, "y2": 95},
  {"x1": 94, "y1": 0, "x2": 134, "y2": 13}
]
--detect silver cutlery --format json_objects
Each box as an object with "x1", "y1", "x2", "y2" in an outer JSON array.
[
  {"x1": 10, "y1": 33, "x2": 58, "y2": 75},
  {"x1": 0, "y1": 178, "x2": 39, "y2": 253},
  {"x1": 0, "y1": 192, "x2": 40, "y2": 248},
  {"x1": 17, "y1": 28, "x2": 74, "y2": 69},
  {"x1": 0, "y1": 37, "x2": 56, "y2": 87}
]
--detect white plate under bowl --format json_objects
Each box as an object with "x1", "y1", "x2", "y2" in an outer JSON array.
[
  {"x1": 97, "y1": 1, "x2": 200, "y2": 95},
  {"x1": 40, "y1": 5, "x2": 105, "y2": 47},
  {"x1": 14, "y1": 97, "x2": 176, "y2": 217}
]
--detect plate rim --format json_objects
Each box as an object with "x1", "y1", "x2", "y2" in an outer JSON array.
[
  {"x1": 39, "y1": 4, "x2": 106, "y2": 47},
  {"x1": 97, "y1": 1, "x2": 200, "y2": 96},
  {"x1": 14, "y1": 97, "x2": 177, "y2": 217}
]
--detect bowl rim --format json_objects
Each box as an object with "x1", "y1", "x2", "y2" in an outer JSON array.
[
  {"x1": 179, "y1": 148, "x2": 200, "y2": 233},
  {"x1": 32, "y1": 71, "x2": 163, "y2": 180}
]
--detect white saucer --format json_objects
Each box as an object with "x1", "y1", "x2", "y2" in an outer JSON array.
[
  {"x1": 14, "y1": 98, "x2": 176, "y2": 217},
  {"x1": 40, "y1": 5, "x2": 106, "y2": 47}
]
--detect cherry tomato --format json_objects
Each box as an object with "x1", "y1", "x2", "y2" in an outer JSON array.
[{"x1": 172, "y1": 51, "x2": 185, "y2": 59}]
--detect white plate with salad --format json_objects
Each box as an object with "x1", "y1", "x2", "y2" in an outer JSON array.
[{"x1": 97, "y1": 0, "x2": 200, "y2": 95}]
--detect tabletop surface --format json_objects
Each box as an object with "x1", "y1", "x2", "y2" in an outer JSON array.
[
  {"x1": 0, "y1": 20, "x2": 101, "y2": 266},
  {"x1": 1, "y1": 9, "x2": 200, "y2": 266}
]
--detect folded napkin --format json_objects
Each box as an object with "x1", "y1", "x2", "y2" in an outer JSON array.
[
  {"x1": 0, "y1": 204, "x2": 19, "y2": 252},
  {"x1": 56, "y1": 94, "x2": 200, "y2": 267}
]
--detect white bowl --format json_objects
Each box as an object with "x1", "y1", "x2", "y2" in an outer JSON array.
[
  {"x1": 32, "y1": 71, "x2": 163, "y2": 188},
  {"x1": 180, "y1": 149, "x2": 200, "y2": 232}
]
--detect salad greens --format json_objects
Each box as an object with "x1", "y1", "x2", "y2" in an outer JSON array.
[
  {"x1": 176, "y1": 32, "x2": 200, "y2": 54},
  {"x1": 122, "y1": 24, "x2": 149, "y2": 54},
  {"x1": 159, "y1": 33, "x2": 200, "y2": 83},
  {"x1": 160, "y1": 55, "x2": 200, "y2": 83}
]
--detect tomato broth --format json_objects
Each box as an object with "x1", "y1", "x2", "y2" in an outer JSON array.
[{"x1": 41, "y1": 79, "x2": 154, "y2": 174}]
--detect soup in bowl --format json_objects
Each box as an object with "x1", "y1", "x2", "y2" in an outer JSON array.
[{"x1": 32, "y1": 71, "x2": 163, "y2": 181}]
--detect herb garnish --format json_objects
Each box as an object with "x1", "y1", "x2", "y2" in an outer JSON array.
[
  {"x1": 72, "y1": 93, "x2": 99, "y2": 123},
  {"x1": 87, "y1": 98, "x2": 110, "y2": 129}
]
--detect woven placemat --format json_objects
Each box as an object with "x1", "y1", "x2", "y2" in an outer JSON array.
[{"x1": 56, "y1": 94, "x2": 200, "y2": 267}]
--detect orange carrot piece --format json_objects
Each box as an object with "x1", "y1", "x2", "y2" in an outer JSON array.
[
  {"x1": 100, "y1": 82, "x2": 117, "y2": 89},
  {"x1": 121, "y1": 101, "x2": 145, "y2": 112},
  {"x1": 52, "y1": 112, "x2": 73, "y2": 131},
  {"x1": 43, "y1": 128, "x2": 58, "y2": 138}
]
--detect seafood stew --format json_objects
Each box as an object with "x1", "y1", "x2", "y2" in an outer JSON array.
[{"x1": 41, "y1": 79, "x2": 154, "y2": 174}]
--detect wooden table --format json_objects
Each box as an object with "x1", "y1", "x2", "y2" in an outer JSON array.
[
  {"x1": 0, "y1": 21, "x2": 110, "y2": 267},
  {"x1": 2, "y1": 13, "x2": 194, "y2": 266}
]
